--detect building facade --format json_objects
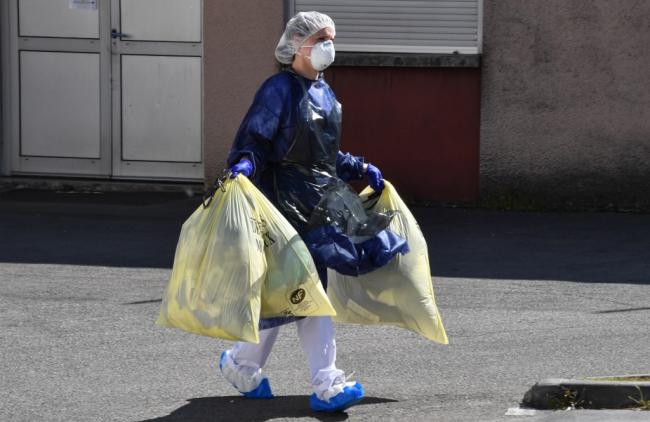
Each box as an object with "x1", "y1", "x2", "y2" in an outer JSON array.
[
  {"x1": 2, "y1": 1, "x2": 648, "y2": 209},
  {"x1": 481, "y1": 0, "x2": 650, "y2": 209}
]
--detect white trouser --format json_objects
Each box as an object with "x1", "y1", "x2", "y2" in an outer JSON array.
[{"x1": 229, "y1": 316, "x2": 340, "y2": 389}]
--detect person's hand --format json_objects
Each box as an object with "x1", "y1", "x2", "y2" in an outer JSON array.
[
  {"x1": 366, "y1": 163, "x2": 384, "y2": 192},
  {"x1": 230, "y1": 158, "x2": 253, "y2": 178}
]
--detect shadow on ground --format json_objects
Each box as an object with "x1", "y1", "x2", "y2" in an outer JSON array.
[
  {"x1": 140, "y1": 395, "x2": 397, "y2": 422},
  {"x1": 0, "y1": 190, "x2": 200, "y2": 268},
  {"x1": 1, "y1": 189, "x2": 649, "y2": 284},
  {"x1": 413, "y1": 207, "x2": 650, "y2": 284}
]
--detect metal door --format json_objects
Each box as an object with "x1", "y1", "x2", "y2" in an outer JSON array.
[
  {"x1": 5, "y1": 0, "x2": 111, "y2": 177},
  {"x1": 110, "y1": 0, "x2": 203, "y2": 180},
  {"x1": 2, "y1": 0, "x2": 203, "y2": 181}
]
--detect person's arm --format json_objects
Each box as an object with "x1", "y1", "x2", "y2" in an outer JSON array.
[
  {"x1": 336, "y1": 151, "x2": 365, "y2": 182},
  {"x1": 227, "y1": 78, "x2": 286, "y2": 180},
  {"x1": 227, "y1": 103, "x2": 279, "y2": 180},
  {"x1": 336, "y1": 151, "x2": 384, "y2": 191}
]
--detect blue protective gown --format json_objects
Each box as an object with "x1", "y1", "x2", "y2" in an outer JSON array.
[
  {"x1": 227, "y1": 71, "x2": 365, "y2": 190},
  {"x1": 227, "y1": 70, "x2": 408, "y2": 329}
]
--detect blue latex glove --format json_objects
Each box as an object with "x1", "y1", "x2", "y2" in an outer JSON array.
[
  {"x1": 230, "y1": 158, "x2": 253, "y2": 178},
  {"x1": 366, "y1": 163, "x2": 384, "y2": 192}
]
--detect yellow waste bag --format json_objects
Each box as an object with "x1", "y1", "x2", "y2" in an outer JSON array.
[
  {"x1": 156, "y1": 176, "x2": 265, "y2": 343},
  {"x1": 248, "y1": 190, "x2": 336, "y2": 318},
  {"x1": 156, "y1": 175, "x2": 335, "y2": 343},
  {"x1": 327, "y1": 181, "x2": 449, "y2": 344},
  {"x1": 236, "y1": 176, "x2": 336, "y2": 319}
]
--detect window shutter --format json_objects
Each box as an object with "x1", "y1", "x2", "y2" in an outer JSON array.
[{"x1": 291, "y1": 0, "x2": 482, "y2": 54}]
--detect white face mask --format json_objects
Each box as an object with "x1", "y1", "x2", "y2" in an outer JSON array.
[{"x1": 303, "y1": 40, "x2": 335, "y2": 71}]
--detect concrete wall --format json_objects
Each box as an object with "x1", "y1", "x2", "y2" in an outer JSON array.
[
  {"x1": 203, "y1": 1, "x2": 284, "y2": 184},
  {"x1": 481, "y1": 1, "x2": 650, "y2": 209},
  {"x1": 0, "y1": 32, "x2": 3, "y2": 175},
  {"x1": 0, "y1": 2, "x2": 4, "y2": 176}
]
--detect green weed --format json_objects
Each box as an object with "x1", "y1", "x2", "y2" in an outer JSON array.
[
  {"x1": 628, "y1": 386, "x2": 650, "y2": 411},
  {"x1": 547, "y1": 387, "x2": 590, "y2": 410}
]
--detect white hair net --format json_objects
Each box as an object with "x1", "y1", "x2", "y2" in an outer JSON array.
[{"x1": 275, "y1": 11, "x2": 336, "y2": 65}]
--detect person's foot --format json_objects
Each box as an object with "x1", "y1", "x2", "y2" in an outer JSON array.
[
  {"x1": 309, "y1": 371, "x2": 365, "y2": 412},
  {"x1": 219, "y1": 350, "x2": 273, "y2": 399}
]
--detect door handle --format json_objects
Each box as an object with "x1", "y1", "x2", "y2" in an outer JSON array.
[{"x1": 111, "y1": 29, "x2": 130, "y2": 39}]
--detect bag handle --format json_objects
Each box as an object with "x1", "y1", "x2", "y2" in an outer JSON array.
[{"x1": 202, "y1": 169, "x2": 231, "y2": 208}]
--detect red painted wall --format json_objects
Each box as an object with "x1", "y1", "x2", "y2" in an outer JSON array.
[{"x1": 325, "y1": 66, "x2": 480, "y2": 203}]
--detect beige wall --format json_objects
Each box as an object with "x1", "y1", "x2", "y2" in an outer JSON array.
[
  {"x1": 203, "y1": 1, "x2": 284, "y2": 184},
  {"x1": 481, "y1": 1, "x2": 650, "y2": 209}
]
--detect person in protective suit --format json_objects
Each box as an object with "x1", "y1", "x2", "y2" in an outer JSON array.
[{"x1": 220, "y1": 11, "x2": 407, "y2": 413}]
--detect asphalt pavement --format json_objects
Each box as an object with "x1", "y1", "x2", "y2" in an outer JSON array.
[{"x1": 1, "y1": 189, "x2": 649, "y2": 421}]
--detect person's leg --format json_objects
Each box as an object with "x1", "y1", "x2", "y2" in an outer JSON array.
[
  {"x1": 231, "y1": 326, "x2": 280, "y2": 369},
  {"x1": 296, "y1": 316, "x2": 365, "y2": 411},
  {"x1": 296, "y1": 316, "x2": 337, "y2": 381},
  {"x1": 220, "y1": 326, "x2": 280, "y2": 398}
]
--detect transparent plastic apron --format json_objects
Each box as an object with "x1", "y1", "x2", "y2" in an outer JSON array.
[{"x1": 270, "y1": 72, "x2": 341, "y2": 235}]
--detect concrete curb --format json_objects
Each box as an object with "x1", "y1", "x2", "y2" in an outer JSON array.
[
  {"x1": 0, "y1": 176, "x2": 203, "y2": 195},
  {"x1": 522, "y1": 375, "x2": 650, "y2": 410}
]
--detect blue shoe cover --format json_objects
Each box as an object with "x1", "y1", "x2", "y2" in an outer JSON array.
[
  {"x1": 219, "y1": 351, "x2": 273, "y2": 399},
  {"x1": 310, "y1": 382, "x2": 365, "y2": 412},
  {"x1": 242, "y1": 378, "x2": 273, "y2": 399}
]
